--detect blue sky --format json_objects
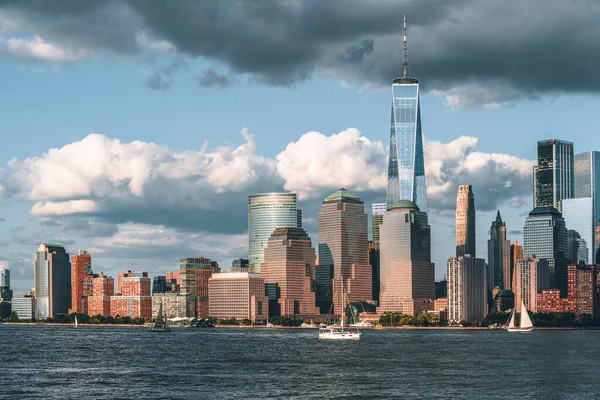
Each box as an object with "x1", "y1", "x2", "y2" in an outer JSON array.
[{"x1": 2, "y1": 1, "x2": 600, "y2": 295}]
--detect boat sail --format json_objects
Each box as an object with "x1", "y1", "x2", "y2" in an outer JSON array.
[
  {"x1": 150, "y1": 301, "x2": 171, "y2": 332},
  {"x1": 74, "y1": 315, "x2": 78, "y2": 328},
  {"x1": 506, "y1": 300, "x2": 534, "y2": 332},
  {"x1": 318, "y1": 280, "x2": 361, "y2": 340}
]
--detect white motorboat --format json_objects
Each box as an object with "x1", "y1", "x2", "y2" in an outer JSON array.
[{"x1": 349, "y1": 320, "x2": 374, "y2": 328}]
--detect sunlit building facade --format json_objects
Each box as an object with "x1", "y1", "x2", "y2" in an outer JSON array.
[
  {"x1": 316, "y1": 189, "x2": 372, "y2": 315},
  {"x1": 88, "y1": 273, "x2": 114, "y2": 317},
  {"x1": 248, "y1": 193, "x2": 302, "y2": 273},
  {"x1": 514, "y1": 257, "x2": 550, "y2": 313},
  {"x1": 456, "y1": 185, "x2": 476, "y2": 258},
  {"x1": 260, "y1": 227, "x2": 320, "y2": 318},
  {"x1": 378, "y1": 200, "x2": 434, "y2": 315},
  {"x1": 208, "y1": 272, "x2": 268, "y2": 323},
  {"x1": 70, "y1": 250, "x2": 92, "y2": 314},
  {"x1": 180, "y1": 257, "x2": 220, "y2": 318},
  {"x1": 34, "y1": 243, "x2": 71, "y2": 319},
  {"x1": 447, "y1": 255, "x2": 487, "y2": 324}
]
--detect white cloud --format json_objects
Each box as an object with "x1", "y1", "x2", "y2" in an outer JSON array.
[
  {"x1": 431, "y1": 81, "x2": 530, "y2": 110},
  {"x1": 0, "y1": 35, "x2": 93, "y2": 62},
  {"x1": 136, "y1": 33, "x2": 175, "y2": 53}
]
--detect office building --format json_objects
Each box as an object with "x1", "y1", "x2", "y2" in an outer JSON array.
[
  {"x1": 435, "y1": 279, "x2": 448, "y2": 299},
  {"x1": 510, "y1": 242, "x2": 524, "y2": 292},
  {"x1": 488, "y1": 211, "x2": 511, "y2": 290},
  {"x1": 537, "y1": 289, "x2": 569, "y2": 313},
  {"x1": 369, "y1": 242, "x2": 381, "y2": 303},
  {"x1": 316, "y1": 189, "x2": 372, "y2": 315},
  {"x1": 533, "y1": 138, "x2": 573, "y2": 211},
  {"x1": 378, "y1": 200, "x2": 434, "y2": 315},
  {"x1": 12, "y1": 296, "x2": 35, "y2": 320},
  {"x1": 447, "y1": 256, "x2": 487, "y2": 324},
  {"x1": 371, "y1": 203, "x2": 387, "y2": 246},
  {"x1": 180, "y1": 257, "x2": 219, "y2": 318},
  {"x1": 260, "y1": 227, "x2": 320, "y2": 318},
  {"x1": 456, "y1": 185, "x2": 476, "y2": 257},
  {"x1": 0, "y1": 268, "x2": 12, "y2": 301},
  {"x1": 523, "y1": 207, "x2": 569, "y2": 295},
  {"x1": 514, "y1": 257, "x2": 550, "y2": 312},
  {"x1": 152, "y1": 293, "x2": 192, "y2": 319},
  {"x1": 248, "y1": 192, "x2": 302, "y2": 273},
  {"x1": 208, "y1": 272, "x2": 268, "y2": 323},
  {"x1": 386, "y1": 17, "x2": 427, "y2": 212},
  {"x1": 152, "y1": 276, "x2": 171, "y2": 294},
  {"x1": 70, "y1": 250, "x2": 92, "y2": 314},
  {"x1": 231, "y1": 258, "x2": 249, "y2": 272},
  {"x1": 34, "y1": 243, "x2": 71, "y2": 319},
  {"x1": 88, "y1": 273, "x2": 114, "y2": 317}
]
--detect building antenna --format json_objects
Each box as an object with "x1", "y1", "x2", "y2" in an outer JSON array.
[{"x1": 403, "y1": 15, "x2": 408, "y2": 78}]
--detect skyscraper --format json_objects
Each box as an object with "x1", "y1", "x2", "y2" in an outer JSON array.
[
  {"x1": 510, "y1": 241, "x2": 524, "y2": 291},
  {"x1": 180, "y1": 257, "x2": 219, "y2": 318},
  {"x1": 523, "y1": 207, "x2": 569, "y2": 296},
  {"x1": 70, "y1": 250, "x2": 92, "y2": 314},
  {"x1": 0, "y1": 268, "x2": 12, "y2": 302},
  {"x1": 456, "y1": 185, "x2": 476, "y2": 257},
  {"x1": 386, "y1": 16, "x2": 427, "y2": 212},
  {"x1": 487, "y1": 211, "x2": 511, "y2": 290},
  {"x1": 316, "y1": 188, "x2": 372, "y2": 315},
  {"x1": 533, "y1": 138, "x2": 574, "y2": 212},
  {"x1": 562, "y1": 151, "x2": 600, "y2": 264},
  {"x1": 514, "y1": 257, "x2": 550, "y2": 313},
  {"x1": 34, "y1": 243, "x2": 71, "y2": 319},
  {"x1": 447, "y1": 255, "x2": 488, "y2": 324},
  {"x1": 248, "y1": 192, "x2": 302, "y2": 273},
  {"x1": 260, "y1": 227, "x2": 320, "y2": 318},
  {"x1": 378, "y1": 200, "x2": 434, "y2": 315},
  {"x1": 371, "y1": 203, "x2": 387, "y2": 246}
]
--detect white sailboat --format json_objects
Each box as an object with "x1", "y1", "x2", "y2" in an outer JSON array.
[
  {"x1": 74, "y1": 315, "x2": 78, "y2": 328},
  {"x1": 318, "y1": 280, "x2": 361, "y2": 340},
  {"x1": 150, "y1": 301, "x2": 171, "y2": 332},
  {"x1": 506, "y1": 300, "x2": 534, "y2": 332}
]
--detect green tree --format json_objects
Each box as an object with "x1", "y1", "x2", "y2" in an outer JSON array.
[{"x1": 6, "y1": 311, "x2": 20, "y2": 322}]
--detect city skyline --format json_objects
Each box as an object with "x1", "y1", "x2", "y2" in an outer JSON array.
[{"x1": 3, "y1": 3, "x2": 600, "y2": 296}]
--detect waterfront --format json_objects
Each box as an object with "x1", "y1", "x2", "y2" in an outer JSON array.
[{"x1": 1, "y1": 326, "x2": 598, "y2": 399}]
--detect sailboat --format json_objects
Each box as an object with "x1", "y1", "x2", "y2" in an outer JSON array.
[
  {"x1": 74, "y1": 315, "x2": 78, "y2": 328},
  {"x1": 318, "y1": 280, "x2": 361, "y2": 340},
  {"x1": 150, "y1": 301, "x2": 171, "y2": 332},
  {"x1": 506, "y1": 300, "x2": 534, "y2": 332}
]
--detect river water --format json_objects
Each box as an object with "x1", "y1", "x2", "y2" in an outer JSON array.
[{"x1": 1, "y1": 325, "x2": 597, "y2": 399}]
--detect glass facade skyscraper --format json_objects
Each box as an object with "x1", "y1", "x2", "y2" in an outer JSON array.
[
  {"x1": 386, "y1": 19, "x2": 427, "y2": 212},
  {"x1": 34, "y1": 243, "x2": 71, "y2": 319},
  {"x1": 371, "y1": 203, "x2": 386, "y2": 247},
  {"x1": 533, "y1": 139, "x2": 574, "y2": 212},
  {"x1": 523, "y1": 207, "x2": 569, "y2": 296},
  {"x1": 562, "y1": 198, "x2": 593, "y2": 264},
  {"x1": 248, "y1": 193, "x2": 301, "y2": 274}
]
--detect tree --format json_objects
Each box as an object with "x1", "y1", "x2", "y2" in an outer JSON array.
[{"x1": 6, "y1": 311, "x2": 19, "y2": 322}]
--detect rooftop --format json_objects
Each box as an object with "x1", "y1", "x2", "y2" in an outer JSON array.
[
  {"x1": 529, "y1": 206, "x2": 561, "y2": 216},
  {"x1": 390, "y1": 199, "x2": 419, "y2": 211},
  {"x1": 324, "y1": 188, "x2": 362, "y2": 203}
]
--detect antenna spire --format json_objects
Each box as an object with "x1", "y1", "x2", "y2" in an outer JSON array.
[{"x1": 403, "y1": 15, "x2": 407, "y2": 78}]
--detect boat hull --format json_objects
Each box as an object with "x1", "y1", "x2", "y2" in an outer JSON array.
[
  {"x1": 149, "y1": 328, "x2": 171, "y2": 332},
  {"x1": 318, "y1": 332, "x2": 361, "y2": 340},
  {"x1": 506, "y1": 327, "x2": 533, "y2": 332}
]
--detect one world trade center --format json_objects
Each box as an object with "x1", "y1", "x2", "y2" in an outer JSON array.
[{"x1": 386, "y1": 16, "x2": 427, "y2": 212}]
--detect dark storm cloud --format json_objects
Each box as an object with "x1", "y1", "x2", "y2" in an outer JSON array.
[
  {"x1": 198, "y1": 68, "x2": 233, "y2": 88},
  {"x1": 4, "y1": 1, "x2": 600, "y2": 103},
  {"x1": 146, "y1": 60, "x2": 187, "y2": 90}
]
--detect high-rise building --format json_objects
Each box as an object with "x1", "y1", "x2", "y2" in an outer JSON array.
[
  {"x1": 488, "y1": 211, "x2": 511, "y2": 290},
  {"x1": 378, "y1": 200, "x2": 434, "y2": 315},
  {"x1": 369, "y1": 242, "x2": 381, "y2": 303},
  {"x1": 166, "y1": 271, "x2": 180, "y2": 286},
  {"x1": 456, "y1": 185, "x2": 476, "y2": 257},
  {"x1": 70, "y1": 250, "x2": 92, "y2": 314},
  {"x1": 208, "y1": 272, "x2": 269, "y2": 323},
  {"x1": 371, "y1": 203, "x2": 387, "y2": 246},
  {"x1": 34, "y1": 243, "x2": 71, "y2": 319},
  {"x1": 231, "y1": 258, "x2": 249, "y2": 272},
  {"x1": 510, "y1": 242, "x2": 524, "y2": 291},
  {"x1": 152, "y1": 293, "x2": 192, "y2": 319},
  {"x1": 447, "y1": 255, "x2": 487, "y2": 324},
  {"x1": 0, "y1": 268, "x2": 12, "y2": 302},
  {"x1": 386, "y1": 17, "x2": 427, "y2": 213},
  {"x1": 316, "y1": 188, "x2": 372, "y2": 315},
  {"x1": 435, "y1": 279, "x2": 448, "y2": 299},
  {"x1": 533, "y1": 138, "x2": 574, "y2": 212},
  {"x1": 116, "y1": 270, "x2": 148, "y2": 294},
  {"x1": 248, "y1": 192, "x2": 302, "y2": 273},
  {"x1": 514, "y1": 257, "x2": 550, "y2": 313},
  {"x1": 179, "y1": 257, "x2": 220, "y2": 318},
  {"x1": 12, "y1": 296, "x2": 35, "y2": 320},
  {"x1": 152, "y1": 276, "x2": 171, "y2": 294},
  {"x1": 567, "y1": 265, "x2": 598, "y2": 317},
  {"x1": 260, "y1": 227, "x2": 320, "y2": 318},
  {"x1": 523, "y1": 207, "x2": 569, "y2": 295},
  {"x1": 110, "y1": 271, "x2": 152, "y2": 319},
  {"x1": 562, "y1": 151, "x2": 600, "y2": 264},
  {"x1": 88, "y1": 273, "x2": 114, "y2": 317},
  {"x1": 537, "y1": 289, "x2": 569, "y2": 313}
]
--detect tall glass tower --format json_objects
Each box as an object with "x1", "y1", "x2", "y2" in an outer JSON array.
[
  {"x1": 386, "y1": 16, "x2": 427, "y2": 212},
  {"x1": 248, "y1": 193, "x2": 301, "y2": 274},
  {"x1": 533, "y1": 138, "x2": 573, "y2": 212}
]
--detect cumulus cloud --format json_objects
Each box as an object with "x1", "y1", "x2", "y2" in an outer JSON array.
[{"x1": 2, "y1": 1, "x2": 600, "y2": 105}]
